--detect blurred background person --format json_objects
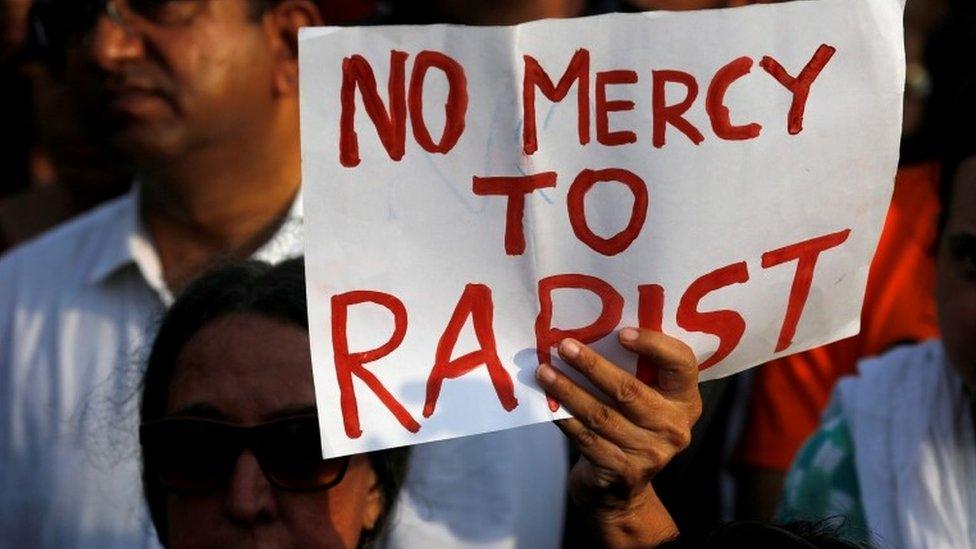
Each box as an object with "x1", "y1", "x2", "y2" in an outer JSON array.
[
  {"x1": 0, "y1": 0, "x2": 568, "y2": 547},
  {"x1": 0, "y1": 0, "x2": 959, "y2": 545},
  {"x1": 0, "y1": 0, "x2": 130, "y2": 253},
  {"x1": 0, "y1": 0, "x2": 382, "y2": 254},
  {"x1": 733, "y1": 0, "x2": 972, "y2": 521},
  {"x1": 0, "y1": 0, "x2": 324, "y2": 544},
  {"x1": 777, "y1": 71, "x2": 976, "y2": 548},
  {"x1": 0, "y1": 0, "x2": 38, "y2": 204},
  {"x1": 0, "y1": 0, "x2": 32, "y2": 58}
]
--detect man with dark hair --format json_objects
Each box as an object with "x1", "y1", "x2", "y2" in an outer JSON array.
[
  {"x1": 0, "y1": 1, "x2": 320, "y2": 546},
  {"x1": 0, "y1": 1, "x2": 568, "y2": 547}
]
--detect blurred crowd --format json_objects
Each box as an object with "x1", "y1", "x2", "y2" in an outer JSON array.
[
  {"x1": 0, "y1": 0, "x2": 960, "y2": 248},
  {"x1": 0, "y1": 0, "x2": 974, "y2": 548}
]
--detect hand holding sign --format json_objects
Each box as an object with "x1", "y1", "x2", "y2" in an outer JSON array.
[
  {"x1": 538, "y1": 329, "x2": 701, "y2": 547},
  {"x1": 300, "y1": 0, "x2": 906, "y2": 457}
]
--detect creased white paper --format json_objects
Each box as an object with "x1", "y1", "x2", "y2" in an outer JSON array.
[{"x1": 300, "y1": 0, "x2": 905, "y2": 457}]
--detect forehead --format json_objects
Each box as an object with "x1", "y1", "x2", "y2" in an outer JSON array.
[{"x1": 167, "y1": 313, "x2": 316, "y2": 422}]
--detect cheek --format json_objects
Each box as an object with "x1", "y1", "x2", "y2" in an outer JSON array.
[
  {"x1": 166, "y1": 494, "x2": 228, "y2": 547},
  {"x1": 275, "y1": 493, "x2": 358, "y2": 549},
  {"x1": 936, "y1": 263, "x2": 976, "y2": 381},
  {"x1": 177, "y1": 32, "x2": 271, "y2": 101},
  {"x1": 165, "y1": 28, "x2": 272, "y2": 114},
  {"x1": 277, "y1": 460, "x2": 377, "y2": 549},
  {"x1": 164, "y1": 491, "x2": 357, "y2": 549}
]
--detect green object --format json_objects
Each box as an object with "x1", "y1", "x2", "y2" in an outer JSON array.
[{"x1": 776, "y1": 400, "x2": 870, "y2": 543}]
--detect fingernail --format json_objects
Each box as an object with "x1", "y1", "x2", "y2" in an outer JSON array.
[
  {"x1": 537, "y1": 364, "x2": 557, "y2": 384},
  {"x1": 559, "y1": 339, "x2": 581, "y2": 359},
  {"x1": 620, "y1": 327, "x2": 639, "y2": 342}
]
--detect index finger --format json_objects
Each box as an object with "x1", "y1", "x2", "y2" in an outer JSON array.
[{"x1": 556, "y1": 338, "x2": 665, "y2": 423}]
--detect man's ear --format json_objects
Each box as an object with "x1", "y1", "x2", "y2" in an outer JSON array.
[{"x1": 265, "y1": 0, "x2": 324, "y2": 97}]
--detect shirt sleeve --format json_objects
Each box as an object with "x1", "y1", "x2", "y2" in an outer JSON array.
[{"x1": 776, "y1": 400, "x2": 870, "y2": 543}]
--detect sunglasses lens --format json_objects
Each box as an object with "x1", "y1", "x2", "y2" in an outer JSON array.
[
  {"x1": 142, "y1": 416, "x2": 346, "y2": 493},
  {"x1": 259, "y1": 418, "x2": 348, "y2": 491},
  {"x1": 143, "y1": 421, "x2": 239, "y2": 492}
]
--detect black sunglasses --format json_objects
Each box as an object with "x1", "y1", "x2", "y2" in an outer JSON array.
[{"x1": 140, "y1": 414, "x2": 350, "y2": 493}]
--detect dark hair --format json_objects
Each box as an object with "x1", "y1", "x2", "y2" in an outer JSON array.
[
  {"x1": 906, "y1": 3, "x2": 976, "y2": 164},
  {"x1": 937, "y1": 70, "x2": 976, "y2": 244},
  {"x1": 140, "y1": 257, "x2": 410, "y2": 547}
]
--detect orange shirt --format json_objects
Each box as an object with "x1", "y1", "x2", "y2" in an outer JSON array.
[{"x1": 735, "y1": 163, "x2": 941, "y2": 470}]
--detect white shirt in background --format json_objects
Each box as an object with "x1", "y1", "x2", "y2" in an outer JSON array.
[{"x1": 0, "y1": 186, "x2": 567, "y2": 548}]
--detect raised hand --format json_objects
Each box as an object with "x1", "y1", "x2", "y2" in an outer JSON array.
[{"x1": 536, "y1": 327, "x2": 702, "y2": 548}]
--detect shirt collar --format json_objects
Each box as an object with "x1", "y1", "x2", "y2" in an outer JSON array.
[
  {"x1": 251, "y1": 186, "x2": 304, "y2": 264},
  {"x1": 86, "y1": 184, "x2": 142, "y2": 286},
  {"x1": 288, "y1": 186, "x2": 304, "y2": 218},
  {"x1": 87, "y1": 184, "x2": 305, "y2": 304}
]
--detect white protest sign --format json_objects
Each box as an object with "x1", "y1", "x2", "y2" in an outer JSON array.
[{"x1": 300, "y1": 0, "x2": 905, "y2": 457}]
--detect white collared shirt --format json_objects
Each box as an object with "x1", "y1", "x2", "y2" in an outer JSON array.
[{"x1": 0, "y1": 187, "x2": 566, "y2": 548}]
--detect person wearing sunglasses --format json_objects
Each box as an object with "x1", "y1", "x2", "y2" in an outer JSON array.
[
  {"x1": 139, "y1": 258, "x2": 410, "y2": 547},
  {"x1": 0, "y1": 1, "x2": 571, "y2": 548},
  {"x1": 142, "y1": 257, "x2": 870, "y2": 549},
  {"x1": 0, "y1": 1, "x2": 325, "y2": 546},
  {"x1": 138, "y1": 256, "x2": 708, "y2": 548}
]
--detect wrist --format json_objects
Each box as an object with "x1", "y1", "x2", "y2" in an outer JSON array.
[{"x1": 587, "y1": 487, "x2": 679, "y2": 549}]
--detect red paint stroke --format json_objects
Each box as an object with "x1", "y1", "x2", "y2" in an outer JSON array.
[
  {"x1": 761, "y1": 228, "x2": 851, "y2": 352},
  {"x1": 536, "y1": 274, "x2": 624, "y2": 411},
  {"x1": 339, "y1": 51, "x2": 408, "y2": 167},
  {"x1": 635, "y1": 284, "x2": 665, "y2": 386},
  {"x1": 424, "y1": 284, "x2": 518, "y2": 417},
  {"x1": 332, "y1": 290, "x2": 420, "y2": 438},
  {"x1": 652, "y1": 69, "x2": 705, "y2": 148},
  {"x1": 706, "y1": 56, "x2": 762, "y2": 141},
  {"x1": 677, "y1": 262, "x2": 750, "y2": 371},
  {"x1": 760, "y1": 44, "x2": 837, "y2": 135},
  {"x1": 567, "y1": 168, "x2": 649, "y2": 256},
  {"x1": 408, "y1": 50, "x2": 468, "y2": 154},
  {"x1": 523, "y1": 49, "x2": 591, "y2": 155},
  {"x1": 595, "y1": 70, "x2": 638, "y2": 146},
  {"x1": 472, "y1": 172, "x2": 558, "y2": 255}
]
